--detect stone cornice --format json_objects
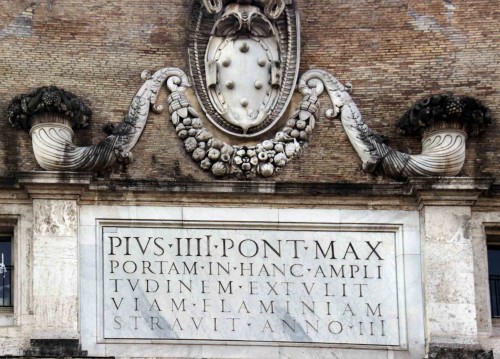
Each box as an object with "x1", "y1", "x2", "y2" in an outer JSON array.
[
  {"x1": 89, "y1": 179, "x2": 408, "y2": 196},
  {"x1": 406, "y1": 177, "x2": 495, "y2": 209},
  {"x1": 82, "y1": 179, "x2": 416, "y2": 208},
  {"x1": 6, "y1": 173, "x2": 498, "y2": 208},
  {"x1": 16, "y1": 171, "x2": 92, "y2": 200}
]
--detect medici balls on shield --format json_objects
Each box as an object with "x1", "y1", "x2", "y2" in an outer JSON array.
[{"x1": 191, "y1": 0, "x2": 300, "y2": 137}]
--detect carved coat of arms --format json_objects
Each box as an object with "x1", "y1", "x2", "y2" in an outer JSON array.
[
  {"x1": 7, "y1": 0, "x2": 492, "y2": 179},
  {"x1": 190, "y1": 0, "x2": 299, "y2": 137}
]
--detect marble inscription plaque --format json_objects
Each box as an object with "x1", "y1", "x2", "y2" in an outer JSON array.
[{"x1": 101, "y1": 225, "x2": 400, "y2": 345}]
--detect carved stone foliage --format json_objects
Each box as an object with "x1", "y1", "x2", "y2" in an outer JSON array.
[
  {"x1": 189, "y1": 0, "x2": 299, "y2": 137},
  {"x1": 7, "y1": 86, "x2": 92, "y2": 130},
  {"x1": 201, "y1": 0, "x2": 290, "y2": 19},
  {"x1": 397, "y1": 94, "x2": 493, "y2": 137}
]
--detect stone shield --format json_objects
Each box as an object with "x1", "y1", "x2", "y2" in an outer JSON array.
[{"x1": 188, "y1": 0, "x2": 300, "y2": 137}]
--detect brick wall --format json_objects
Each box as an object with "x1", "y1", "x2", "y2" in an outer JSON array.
[{"x1": 0, "y1": 0, "x2": 497, "y2": 183}]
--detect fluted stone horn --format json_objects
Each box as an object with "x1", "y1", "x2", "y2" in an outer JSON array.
[
  {"x1": 29, "y1": 113, "x2": 117, "y2": 171},
  {"x1": 299, "y1": 69, "x2": 493, "y2": 181},
  {"x1": 7, "y1": 68, "x2": 190, "y2": 172}
]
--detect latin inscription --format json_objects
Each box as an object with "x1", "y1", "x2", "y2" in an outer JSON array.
[{"x1": 102, "y1": 227, "x2": 400, "y2": 345}]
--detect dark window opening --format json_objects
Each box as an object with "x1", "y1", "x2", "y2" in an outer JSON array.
[{"x1": 0, "y1": 236, "x2": 12, "y2": 307}]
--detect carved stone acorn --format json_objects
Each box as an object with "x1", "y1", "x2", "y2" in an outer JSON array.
[
  {"x1": 178, "y1": 130, "x2": 188, "y2": 140},
  {"x1": 192, "y1": 118, "x2": 203, "y2": 129},
  {"x1": 208, "y1": 138, "x2": 224, "y2": 150},
  {"x1": 175, "y1": 124, "x2": 185, "y2": 133},
  {"x1": 296, "y1": 120, "x2": 307, "y2": 130},
  {"x1": 221, "y1": 144, "x2": 234, "y2": 155},
  {"x1": 274, "y1": 143, "x2": 284, "y2": 153}
]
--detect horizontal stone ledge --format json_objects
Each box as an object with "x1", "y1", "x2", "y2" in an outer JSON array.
[
  {"x1": 407, "y1": 177, "x2": 495, "y2": 208},
  {"x1": 429, "y1": 343, "x2": 493, "y2": 359},
  {"x1": 1, "y1": 357, "x2": 112, "y2": 359},
  {"x1": 1, "y1": 173, "x2": 497, "y2": 202},
  {"x1": 16, "y1": 171, "x2": 92, "y2": 185},
  {"x1": 89, "y1": 179, "x2": 409, "y2": 197},
  {"x1": 12, "y1": 339, "x2": 95, "y2": 359},
  {"x1": 407, "y1": 177, "x2": 495, "y2": 192}
]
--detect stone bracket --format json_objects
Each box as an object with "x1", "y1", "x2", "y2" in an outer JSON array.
[
  {"x1": 406, "y1": 177, "x2": 494, "y2": 209},
  {"x1": 22, "y1": 339, "x2": 88, "y2": 357},
  {"x1": 16, "y1": 171, "x2": 92, "y2": 200}
]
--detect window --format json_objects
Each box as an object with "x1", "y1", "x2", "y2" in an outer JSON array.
[
  {"x1": 487, "y1": 230, "x2": 500, "y2": 326},
  {"x1": 0, "y1": 236, "x2": 12, "y2": 307}
]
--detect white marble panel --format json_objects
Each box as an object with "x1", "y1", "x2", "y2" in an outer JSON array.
[
  {"x1": 401, "y1": 254, "x2": 426, "y2": 358},
  {"x1": 32, "y1": 199, "x2": 79, "y2": 339},
  {"x1": 80, "y1": 206, "x2": 183, "y2": 226},
  {"x1": 426, "y1": 302, "x2": 478, "y2": 338},
  {"x1": 79, "y1": 225, "x2": 98, "y2": 245},
  {"x1": 278, "y1": 209, "x2": 341, "y2": 224},
  {"x1": 339, "y1": 210, "x2": 420, "y2": 231},
  {"x1": 79, "y1": 242, "x2": 98, "y2": 333},
  {"x1": 183, "y1": 207, "x2": 279, "y2": 223},
  {"x1": 103, "y1": 342, "x2": 203, "y2": 358},
  {"x1": 201, "y1": 344, "x2": 280, "y2": 358},
  {"x1": 101, "y1": 227, "x2": 398, "y2": 345},
  {"x1": 278, "y1": 347, "x2": 390, "y2": 359},
  {"x1": 79, "y1": 206, "x2": 424, "y2": 358},
  {"x1": 33, "y1": 235, "x2": 78, "y2": 261},
  {"x1": 34, "y1": 200, "x2": 78, "y2": 236},
  {"x1": 421, "y1": 205, "x2": 479, "y2": 345},
  {"x1": 402, "y1": 230, "x2": 421, "y2": 255}
]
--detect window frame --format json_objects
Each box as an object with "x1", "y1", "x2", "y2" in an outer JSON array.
[
  {"x1": 486, "y1": 229, "x2": 500, "y2": 330},
  {"x1": 0, "y1": 213, "x2": 24, "y2": 328},
  {"x1": 488, "y1": 244, "x2": 500, "y2": 323},
  {"x1": 0, "y1": 235, "x2": 13, "y2": 309}
]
